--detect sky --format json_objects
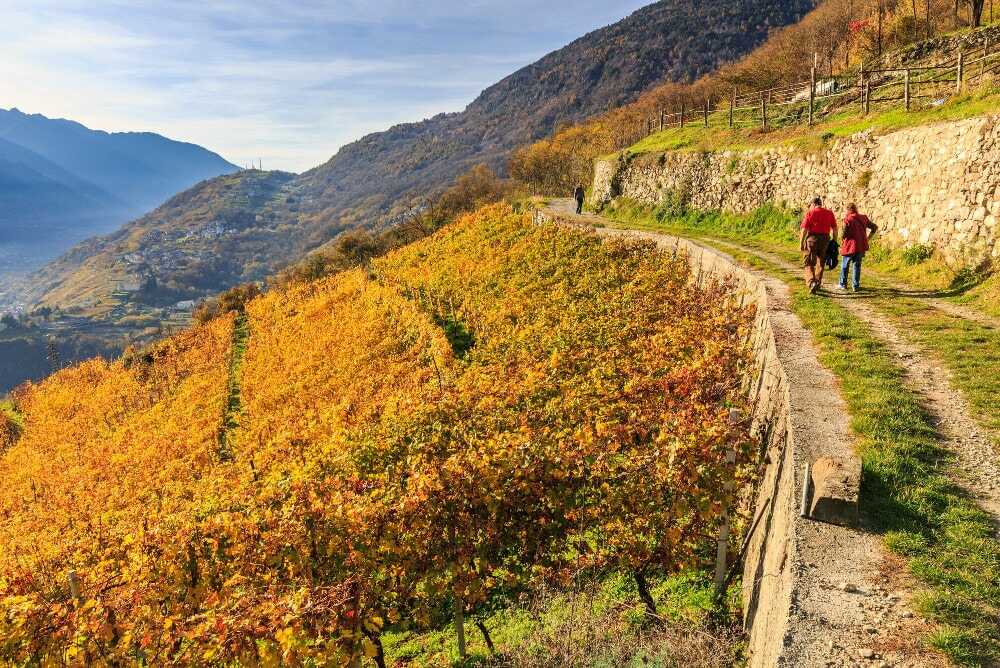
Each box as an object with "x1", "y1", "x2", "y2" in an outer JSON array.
[{"x1": 1, "y1": 1, "x2": 651, "y2": 172}]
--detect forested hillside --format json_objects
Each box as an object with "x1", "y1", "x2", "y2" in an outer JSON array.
[
  {"x1": 0, "y1": 205, "x2": 751, "y2": 665},
  {"x1": 23, "y1": 0, "x2": 815, "y2": 314}
]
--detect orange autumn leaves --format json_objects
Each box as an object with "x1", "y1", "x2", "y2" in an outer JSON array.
[{"x1": 0, "y1": 204, "x2": 753, "y2": 666}]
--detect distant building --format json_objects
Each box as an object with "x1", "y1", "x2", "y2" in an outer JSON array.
[{"x1": 174, "y1": 300, "x2": 196, "y2": 311}]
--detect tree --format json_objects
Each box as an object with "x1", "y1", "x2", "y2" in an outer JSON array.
[{"x1": 969, "y1": 0, "x2": 986, "y2": 25}]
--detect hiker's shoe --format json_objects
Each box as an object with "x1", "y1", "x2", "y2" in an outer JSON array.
[
  {"x1": 834, "y1": 283, "x2": 846, "y2": 292},
  {"x1": 809, "y1": 280, "x2": 820, "y2": 295}
]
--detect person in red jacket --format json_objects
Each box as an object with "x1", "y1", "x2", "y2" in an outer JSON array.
[
  {"x1": 837, "y1": 203, "x2": 878, "y2": 292},
  {"x1": 800, "y1": 197, "x2": 838, "y2": 294}
]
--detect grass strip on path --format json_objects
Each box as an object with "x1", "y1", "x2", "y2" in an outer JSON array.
[
  {"x1": 218, "y1": 313, "x2": 249, "y2": 462},
  {"x1": 677, "y1": 238, "x2": 1000, "y2": 666}
]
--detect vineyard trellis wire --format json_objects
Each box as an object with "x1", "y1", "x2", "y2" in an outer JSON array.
[{"x1": 626, "y1": 37, "x2": 1000, "y2": 150}]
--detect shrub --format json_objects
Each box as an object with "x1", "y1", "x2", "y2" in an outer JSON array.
[
  {"x1": 902, "y1": 243, "x2": 935, "y2": 265},
  {"x1": 194, "y1": 283, "x2": 262, "y2": 323}
]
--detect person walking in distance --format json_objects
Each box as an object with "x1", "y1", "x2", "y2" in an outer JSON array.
[
  {"x1": 800, "y1": 197, "x2": 838, "y2": 294},
  {"x1": 573, "y1": 184, "x2": 586, "y2": 215},
  {"x1": 837, "y1": 203, "x2": 878, "y2": 292}
]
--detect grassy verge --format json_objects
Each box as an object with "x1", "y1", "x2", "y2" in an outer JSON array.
[
  {"x1": 622, "y1": 85, "x2": 1000, "y2": 158},
  {"x1": 689, "y1": 242, "x2": 1000, "y2": 665},
  {"x1": 0, "y1": 399, "x2": 23, "y2": 429},
  {"x1": 383, "y1": 571, "x2": 742, "y2": 667}
]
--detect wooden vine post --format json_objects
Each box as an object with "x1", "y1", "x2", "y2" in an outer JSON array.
[
  {"x1": 703, "y1": 98, "x2": 710, "y2": 127},
  {"x1": 729, "y1": 88, "x2": 736, "y2": 128},
  {"x1": 760, "y1": 94, "x2": 768, "y2": 129},
  {"x1": 659, "y1": 108, "x2": 665, "y2": 132},
  {"x1": 68, "y1": 570, "x2": 81, "y2": 603},
  {"x1": 714, "y1": 409, "x2": 743, "y2": 600},
  {"x1": 450, "y1": 523, "x2": 467, "y2": 660},
  {"x1": 456, "y1": 592, "x2": 467, "y2": 659},
  {"x1": 680, "y1": 101, "x2": 686, "y2": 128}
]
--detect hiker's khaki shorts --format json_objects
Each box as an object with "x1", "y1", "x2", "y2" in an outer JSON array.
[{"x1": 802, "y1": 234, "x2": 830, "y2": 268}]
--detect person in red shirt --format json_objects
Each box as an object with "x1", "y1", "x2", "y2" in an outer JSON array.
[
  {"x1": 837, "y1": 203, "x2": 878, "y2": 292},
  {"x1": 800, "y1": 197, "x2": 838, "y2": 294}
]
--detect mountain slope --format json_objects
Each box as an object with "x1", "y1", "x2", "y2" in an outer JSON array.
[
  {"x1": 0, "y1": 109, "x2": 239, "y2": 213},
  {"x1": 0, "y1": 109, "x2": 239, "y2": 280},
  {"x1": 26, "y1": 0, "x2": 814, "y2": 311},
  {"x1": 293, "y1": 0, "x2": 817, "y2": 226}
]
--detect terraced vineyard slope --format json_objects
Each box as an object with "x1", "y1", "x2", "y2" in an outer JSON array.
[{"x1": 0, "y1": 205, "x2": 754, "y2": 665}]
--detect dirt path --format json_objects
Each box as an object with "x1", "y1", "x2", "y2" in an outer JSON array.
[
  {"x1": 542, "y1": 200, "x2": 940, "y2": 668},
  {"x1": 706, "y1": 238, "x2": 1000, "y2": 330},
  {"x1": 705, "y1": 238, "x2": 1000, "y2": 524}
]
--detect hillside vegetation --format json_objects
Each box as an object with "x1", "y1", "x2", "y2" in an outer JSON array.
[
  {"x1": 0, "y1": 205, "x2": 752, "y2": 665},
  {"x1": 23, "y1": 0, "x2": 816, "y2": 318},
  {"x1": 512, "y1": 0, "x2": 1000, "y2": 193}
]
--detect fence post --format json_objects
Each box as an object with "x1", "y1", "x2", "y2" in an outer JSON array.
[
  {"x1": 760, "y1": 94, "x2": 767, "y2": 129},
  {"x1": 983, "y1": 38, "x2": 991, "y2": 80},
  {"x1": 809, "y1": 66, "x2": 816, "y2": 126},
  {"x1": 729, "y1": 89, "x2": 736, "y2": 128},
  {"x1": 956, "y1": 50, "x2": 965, "y2": 93},
  {"x1": 904, "y1": 69, "x2": 911, "y2": 111},
  {"x1": 864, "y1": 81, "x2": 871, "y2": 115},
  {"x1": 704, "y1": 99, "x2": 710, "y2": 127},
  {"x1": 659, "y1": 109, "x2": 665, "y2": 133},
  {"x1": 859, "y1": 61, "x2": 866, "y2": 114},
  {"x1": 680, "y1": 102, "x2": 686, "y2": 128}
]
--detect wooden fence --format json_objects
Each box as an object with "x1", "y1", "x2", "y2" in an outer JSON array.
[{"x1": 628, "y1": 37, "x2": 1000, "y2": 149}]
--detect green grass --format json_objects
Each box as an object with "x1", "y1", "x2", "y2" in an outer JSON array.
[
  {"x1": 0, "y1": 399, "x2": 23, "y2": 430},
  {"x1": 218, "y1": 313, "x2": 249, "y2": 462},
  {"x1": 686, "y1": 241, "x2": 1000, "y2": 665},
  {"x1": 621, "y1": 86, "x2": 1000, "y2": 158},
  {"x1": 382, "y1": 570, "x2": 740, "y2": 667},
  {"x1": 872, "y1": 297, "x2": 1000, "y2": 445}
]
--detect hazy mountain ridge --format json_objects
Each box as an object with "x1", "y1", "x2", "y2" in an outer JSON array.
[
  {"x1": 0, "y1": 108, "x2": 239, "y2": 280},
  {"x1": 23, "y1": 0, "x2": 815, "y2": 315}
]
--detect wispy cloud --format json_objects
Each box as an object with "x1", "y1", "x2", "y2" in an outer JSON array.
[{"x1": 0, "y1": 1, "x2": 650, "y2": 171}]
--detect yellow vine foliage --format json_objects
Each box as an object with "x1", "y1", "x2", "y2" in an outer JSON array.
[{"x1": 0, "y1": 204, "x2": 753, "y2": 665}]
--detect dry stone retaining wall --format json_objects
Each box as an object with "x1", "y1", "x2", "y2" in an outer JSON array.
[{"x1": 593, "y1": 114, "x2": 1000, "y2": 265}]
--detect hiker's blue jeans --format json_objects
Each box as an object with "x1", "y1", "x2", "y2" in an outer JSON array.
[{"x1": 840, "y1": 253, "x2": 865, "y2": 289}]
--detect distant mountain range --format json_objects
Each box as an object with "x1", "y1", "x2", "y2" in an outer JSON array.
[
  {"x1": 0, "y1": 108, "x2": 237, "y2": 276},
  {"x1": 23, "y1": 0, "x2": 815, "y2": 313}
]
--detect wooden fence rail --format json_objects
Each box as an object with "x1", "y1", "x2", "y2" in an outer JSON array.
[{"x1": 630, "y1": 40, "x2": 998, "y2": 150}]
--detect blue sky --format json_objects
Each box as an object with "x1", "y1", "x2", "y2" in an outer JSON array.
[{"x1": 1, "y1": 1, "x2": 651, "y2": 172}]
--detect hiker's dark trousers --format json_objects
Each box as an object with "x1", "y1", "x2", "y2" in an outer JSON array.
[{"x1": 575, "y1": 199, "x2": 584, "y2": 214}]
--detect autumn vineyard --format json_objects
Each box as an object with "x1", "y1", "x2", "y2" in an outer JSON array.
[{"x1": 0, "y1": 205, "x2": 753, "y2": 665}]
